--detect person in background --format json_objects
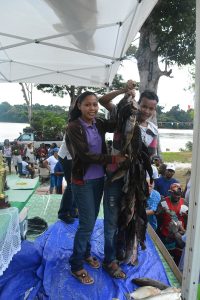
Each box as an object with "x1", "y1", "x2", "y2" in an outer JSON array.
[
  {"x1": 154, "y1": 163, "x2": 179, "y2": 197},
  {"x1": 99, "y1": 82, "x2": 159, "y2": 278},
  {"x1": 21, "y1": 156, "x2": 35, "y2": 179},
  {"x1": 43, "y1": 148, "x2": 59, "y2": 194},
  {"x1": 48, "y1": 143, "x2": 58, "y2": 157},
  {"x1": 24, "y1": 142, "x2": 35, "y2": 165},
  {"x1": 12, "y1": 140, "x2": 22, "y2": 174},
  {"x1": 156, "y1": 183, "x2": 188, "y2": 264},
  {"x1": 183, "y1": 169, "x2": 191, "y2": 206},
  {"x1": 158, "y1": 163, "x2": 167, "y2": 177},
  {"x1": 36, "y1": 143, "x2": 48, "y2": 161},
  {"x1": 152, "y1": 155, "x2": 163, "y2": 169},
  {"x1": 54, "y1": 160, "x2": 64, "y2": 194},
  {"x1": 146, "y1": 180, "x2": 161, "y2": 231},
  {"x1": 2, "y1": 139, "x2": 12, "y2": 174},
  {"x1": 57, "y1": 135, "x2": 77, "y2": 224},
  {"x1": 66, "y1": 91, "x2": 125, "y2": 285}
]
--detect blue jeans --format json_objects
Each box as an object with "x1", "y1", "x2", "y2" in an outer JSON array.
[
  {"x1": 103, "y1": 177, "x2": 124, "y2": 263},
  {"x1": 50, "y1": 174, "x2": 57, "y2": 191},
  {"x1": 70, "y1": 177, "x2": 104, "y2": 272},
  {"x1": 58, "y1": 157, "x2": 77, "y2": 218}
]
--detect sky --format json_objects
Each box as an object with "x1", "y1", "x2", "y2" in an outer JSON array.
[{"x1": 0, "y1": 60, "x2": 194, "y2": 112}]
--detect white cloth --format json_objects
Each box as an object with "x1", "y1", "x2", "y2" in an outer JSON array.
[
  {"x1": 139, "y1": 121, "x2": 158, "y2": 147},
  {"x1": 3, "y1": 146, "x2": 12, "y2": 157},
  {"x1": 22, "y1": 161, "x2": 29, "y2": 174},
  {"x1": 47, "y1": 156, "x2": 58, "y2": 174},
  {"x1": 25, "y1": 147, "x2": 35, "y2": 163},
  {"x1": 58, "y1": 136, "x2": 72, "y2": 160},
  {"x1": 12, "y1": 155, "x2": 22, "y2": 166},
  {"x1": 146, "y1": 165, "x2": 159, "y2": 180},
  {"x1": 152, "y1": 165, "x2": 159, "y2": 179},
  {"x1": 0, "y1": 207, "x2": 21, "y2": 276}
]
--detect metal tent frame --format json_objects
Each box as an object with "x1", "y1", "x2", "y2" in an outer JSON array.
[
  {"x1": 181, "y1": 1, "x2": 200, "y2": 299},
  {"x1": 0, "y1": 0, "x2": 158, "y2": 86}
]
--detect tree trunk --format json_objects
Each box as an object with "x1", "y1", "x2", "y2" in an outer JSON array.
[
  {"x1": 19, "y1": 83, "x2": 32, "y2": 125},
  {"x1": 136, "y1": 19, "x2": 172, "y2": 94},
  {"x1": 136, "y1": 19, "x2": 172, "y2": 129}
]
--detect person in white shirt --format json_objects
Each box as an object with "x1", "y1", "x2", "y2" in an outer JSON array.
[
  {"x1": 57, "y1": 136, "x2": 77, "y2": 224},
  {"x1": 21, "y1": 156, "x2": 35, "y2": 179},
  {"x1": 25, "y1": 143, "x2": 35, "y2": 164},
  {"x1": 2, "y1": 139, "x2": 12, "y2": 174},
  {"x1": 43, "y1": 148, "x2": 59, "y2": 194}
]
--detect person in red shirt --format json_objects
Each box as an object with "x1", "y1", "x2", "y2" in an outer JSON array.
[{"x1": 156, "y1": 183, "x2": 188, "y2": 264}]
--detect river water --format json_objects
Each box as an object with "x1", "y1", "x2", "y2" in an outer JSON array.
[{"x1": 0, "y1": 122, "x2": 193, "y2": 152}]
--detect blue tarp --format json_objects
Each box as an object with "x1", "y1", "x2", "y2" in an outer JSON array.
[{"x1": 0, "y1": 220, "x2": 170, "y2": 300}]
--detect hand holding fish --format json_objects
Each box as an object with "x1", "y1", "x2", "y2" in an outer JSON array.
[
  {"x1": 114, "y1": 155, "x2": 127, "y2": 164},
  {"x1": 125, "y1": 80, "x2": 136, "y2": 91}
]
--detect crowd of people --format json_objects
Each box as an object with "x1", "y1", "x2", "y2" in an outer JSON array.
[{"x1": 1, "y1": 80, "x2": 191, "y2": 285}]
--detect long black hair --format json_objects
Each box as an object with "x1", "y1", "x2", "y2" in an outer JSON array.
[{"x1": 69, "y1": 91, "x2": 97, "y2": 121}]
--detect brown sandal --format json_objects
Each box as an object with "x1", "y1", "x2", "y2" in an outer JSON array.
[
  {"x1": 103, "y1": 261, "x2": 126, "y2": 279},
  {"x1": 85, "y1": 256, "x2": 100, "y2": 269},
  {"x1": 71, "y1": 269, "x2": 94, "y2": 285}
]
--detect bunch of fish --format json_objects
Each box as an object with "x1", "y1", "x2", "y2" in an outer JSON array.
[
  {"x1": 108, "y1": 92, "x2": 153, "y2": 264},
  {"x1": 127, "y1": 277, "x2": 182, "y2": 300},
  {"x1": 128, "y1": 286, "x2": 181, "y2": 299}
]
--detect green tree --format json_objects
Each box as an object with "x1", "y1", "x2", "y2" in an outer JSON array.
[
  {"x1": 127, "y1": 0, "x2": 195, "y2": 93},
  {"x1": 36, "y1": 74, "x2": 136, "y2": 106}
]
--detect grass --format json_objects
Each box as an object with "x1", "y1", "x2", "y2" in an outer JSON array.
[
  {"x1": 160, "y1": 151, "x2": 192, "y2": 187},
  {"x1": 161, "y1": 151, "x2": 192, "y2": 163}
]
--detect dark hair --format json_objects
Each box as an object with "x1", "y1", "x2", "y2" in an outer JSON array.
[
  {"x1": 138, "y1": 90, "x2": 159, "y2": 104},
  {"x1": 69, "y1": 91, "x2": 97, "y2": 121},
  {"x1": 22, "y1": 156, "x2": 28, "y2": 161}
]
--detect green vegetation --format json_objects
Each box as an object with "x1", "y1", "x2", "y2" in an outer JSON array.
[
  {"x1": 162, "y1": 152, "x2": 192, "y2": 163},
  {"x1": 0, "y1": 102, "x2": 68, "y2": 137},
  {"x1": 157, "y1": 105, "x2": 193, "y2": 129},
  {"x1": 0, "y1": 101, "x2": 194, "y2": 130},
  {"x1": 36, "y1": 74, "x2": 127, "y2": 106}
]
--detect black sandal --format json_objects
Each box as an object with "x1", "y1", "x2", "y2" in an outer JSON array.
[
  {"x1": 71, "y1": 269, "x2": 94, "y2": 285},
  {"x1": 102, "y1": 261, "x2": 126, "y2": 279}
]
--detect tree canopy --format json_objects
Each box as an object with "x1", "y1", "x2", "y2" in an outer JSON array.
[
  {"x1": 0, "y1": 101, "x2": 193, "y2": 129},
  {"x1": 36, "y1": 74, "x2": 132, "y2": 106},
  {"x1": 131, "y1": 0, "x2": 195, "y2": 92}
]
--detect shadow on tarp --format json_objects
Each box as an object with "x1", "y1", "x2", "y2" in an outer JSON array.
[{"x1": 0, "y1": 220, "x2": 170, "y2": 300}]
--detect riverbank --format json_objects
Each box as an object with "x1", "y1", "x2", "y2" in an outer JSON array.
[
  {"x1": 161, "y1": 151, "x2": 192, "y2": 187},
  {"x1": 162, "y1": 151, "x2": 192, "y2": 163}
]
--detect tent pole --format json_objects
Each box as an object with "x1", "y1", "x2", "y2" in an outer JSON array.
[{"x1": 181, "y1": 1, "x2": 200, "y2": 299}]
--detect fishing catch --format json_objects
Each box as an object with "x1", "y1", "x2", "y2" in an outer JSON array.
[
  {"x1": 131, "y1": 277, "x2": 169, "y2": 290},
  {"x1": 128, "y1": 285, "x2": 181, "y2": 300},
  {"x1": 109, "y1": 90, "x2": 153, "y2": 265}
]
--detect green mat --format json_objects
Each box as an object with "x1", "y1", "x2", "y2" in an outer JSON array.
[
  {"x1": 25, "y1": 194, "x2": 61, "y2": 225},
  {"x1": 6, "y1": 174, "x2": 39, "y2": 212},
  {"x1": 8, "y1": 177, "x2": 39, "y2": 190},
  {"x1": 6, "y1": 189, "x2": 35, "y2": 203}
]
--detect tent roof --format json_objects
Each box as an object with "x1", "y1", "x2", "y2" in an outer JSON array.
[{"x1": 0, "y1": 0, "x2": 158, "y2": 87}]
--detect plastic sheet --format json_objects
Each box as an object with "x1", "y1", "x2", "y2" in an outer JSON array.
[{"x1": 0, "y1": 220, "x2": 170, "y2": 300}]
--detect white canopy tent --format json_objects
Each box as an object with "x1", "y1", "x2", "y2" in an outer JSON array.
[
  {"x1": 0, "y1": 0, "x2": 158, "y2": 87},
  {"x1": 1, "y1": 1, "x2": 200, "y2": 300}
]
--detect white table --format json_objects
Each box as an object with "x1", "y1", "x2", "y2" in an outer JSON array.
[{"x1": 0, "y1": 207, "x2": 21, "y2": 276}]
